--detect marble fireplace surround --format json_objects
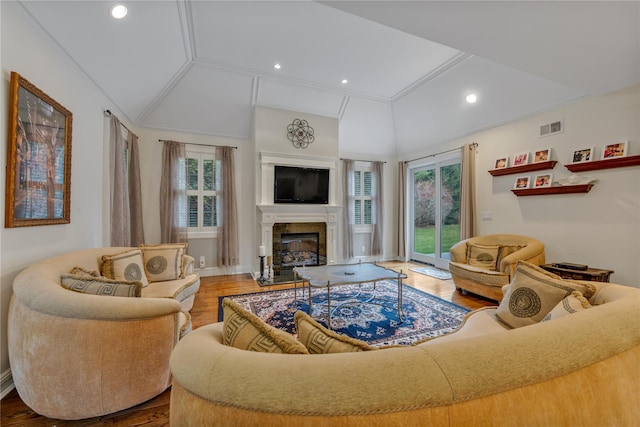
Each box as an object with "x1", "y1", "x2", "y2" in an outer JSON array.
[{"x1": 257, "y1": 152, "x2": 341, "y2": 269}]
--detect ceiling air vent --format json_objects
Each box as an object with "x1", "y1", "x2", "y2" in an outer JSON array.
[{"x1": 539, "y1": 119, "x2": 563, "y2": 138}]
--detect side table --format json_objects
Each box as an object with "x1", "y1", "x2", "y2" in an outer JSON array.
[{"x1": 540, "y1": 264, "x2": 614, "y2": 282}]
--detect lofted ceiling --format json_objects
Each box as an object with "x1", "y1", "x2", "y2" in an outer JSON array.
[{"x1": 17, "y1": 1, "x2": 640, "y2": 157}]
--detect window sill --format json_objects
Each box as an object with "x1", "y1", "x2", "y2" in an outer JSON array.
[{"x1": 187, "y1": 230, "x2": 218, "y2": 239}]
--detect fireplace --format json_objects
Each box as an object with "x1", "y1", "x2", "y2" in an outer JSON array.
[{"x1": 272, "y1": 223, "x2": 327, "y2": 278}]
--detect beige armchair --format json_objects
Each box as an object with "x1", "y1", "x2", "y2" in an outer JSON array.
[{"x1": 449, "y1": 234, "x2": 545, "y2": 302}]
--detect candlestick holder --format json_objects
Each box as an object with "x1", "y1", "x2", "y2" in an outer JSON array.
[{"x1": 257, "y1": 255, "x2": 267, "y2": 285}]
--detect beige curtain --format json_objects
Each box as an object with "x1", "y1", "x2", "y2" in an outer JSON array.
[
  {"x1": 109, "y1": 115, "x2": 144, "y2": 246},
  {"x1": 160, "y1": 141, "x2": 187, "y2": 243},
  {"x1": 127, "y1": 132, "x2": 145, "y2": 246},
  {"x1": 397, "y1": 161, "x2": 407, "y2": 259},
  {"x1": 342, "y1": 159, "x2": 355, "y2": 260},
  {"x1": 371, "y1": 161, "x2": 384, "y2": 256},
  {"x1": 216, "y1": 146, "x2": 239, "y2": 267},
  {"x1": 460, "y1": 143, "x2": 477, "y2": 240}
]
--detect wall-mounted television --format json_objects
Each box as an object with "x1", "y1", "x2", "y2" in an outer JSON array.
[{"x1": 274, "y1": 165, "x2": 329, "y2": 204}]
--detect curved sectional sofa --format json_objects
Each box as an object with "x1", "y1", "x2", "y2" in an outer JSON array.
[
  {"x1": 170, "y1": 277, "x2": 640, "y2": 426},
  {"x1": 8, "y1": 247, "x2": 200, "y2": 420}
]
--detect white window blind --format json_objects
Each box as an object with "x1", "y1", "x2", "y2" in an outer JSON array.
[{"x1": 183, "y1": 148, "x2": 220, "y2": 236}]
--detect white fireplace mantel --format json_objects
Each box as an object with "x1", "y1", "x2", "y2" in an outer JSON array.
[{"x1": 257, "y1": 204, "x2": 342, "y2": 265}]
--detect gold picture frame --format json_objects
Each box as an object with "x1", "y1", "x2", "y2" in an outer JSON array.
[{"x1": 5, "y1": 71, "x2": 72, "y2": 227}]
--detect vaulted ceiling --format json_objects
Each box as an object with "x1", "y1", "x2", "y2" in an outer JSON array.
[{"x1": 18, "y1": 1, "x2": 639, "y2": 157}]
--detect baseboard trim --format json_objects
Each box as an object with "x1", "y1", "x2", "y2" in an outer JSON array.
[{"x1": 1, "y1": 369, "x2": 14, "y2": 400}]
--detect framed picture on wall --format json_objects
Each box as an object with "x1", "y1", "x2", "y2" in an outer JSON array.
[
  {"x1": 533, "y1": 148, "x2": 551, "y2": 163},
  {"x1": 512, "y1": 152, "x2": 529, "y2": 166},
  {"x1": 514, "y1": 176, "x2": 531, "y2": 189},
  {"x1": 494, "y1": 156, "x2": 509, "y2": 169},
  {"x1": 5, "y1": 71, "x2": 73, "y2": 228},
  {"x1": 570, "y1": 147, "x2": 594, "y2": 163},
  {"x1": 533, "y1": 173, "x2": 553, "y2": 188},
  {"x1": 601, "y1": 141, "x2": 628, "y2": 160}
]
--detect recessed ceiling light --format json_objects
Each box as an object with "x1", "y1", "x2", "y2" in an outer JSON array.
[
  {"x1": 274, "y1": 63, "x2": 281, "y2": 70},
  {"x1": 341, "y1": 79, "x2": 348, "y2": 84},
  {"x1": 466, "y1": 93, "x2": 478, "y2": 104},
  {"x1": 110, "y1": 4, "x2": 128, "y2": 19}
]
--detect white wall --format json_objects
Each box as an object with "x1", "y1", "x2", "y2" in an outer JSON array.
[
  {"x1": 403, "y1": 85, "x2": 640, "y2": 286},
  {"x1": 0, "y1": 2, "x2": 114, "y2": 395}
]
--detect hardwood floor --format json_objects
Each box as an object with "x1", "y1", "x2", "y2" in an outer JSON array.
[{"x1": 1, "y1": 261, "x2": 495, "y2": 426}]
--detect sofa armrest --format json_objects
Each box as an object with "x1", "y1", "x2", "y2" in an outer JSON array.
[
  {"x1": 182, "y1": 255, "x2": 195, "y2": 276},
  {"x1": 449, "y1": 240, "x2": 468, "y2": 263},
  {"x1": 499, "y1": 242, "x2": 545, "y2": 276}
]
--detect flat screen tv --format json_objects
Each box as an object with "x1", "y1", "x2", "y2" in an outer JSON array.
[{"x1": 274, "y1": 165, "x2": 329, "y2": 204}]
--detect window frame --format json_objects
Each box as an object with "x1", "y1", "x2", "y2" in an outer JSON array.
[
  {"x1": 184, "y1": 146, "x2": 219, "y2": 239},
  {"x1": 350, "y1": 162, "x2": 375, "y2": 233}
]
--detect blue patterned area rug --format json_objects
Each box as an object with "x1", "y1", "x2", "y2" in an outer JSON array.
[
  {"x1": 218, "y1": 281, "x2": 469, "y2": 347},
  {"x1": 410, "y1": 266, "x2": 452, "y2": 280}
]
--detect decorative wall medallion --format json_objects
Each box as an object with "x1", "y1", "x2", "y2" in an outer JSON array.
[{"x1": 287, "y1": 119, "x2": 314, "y2": 149}]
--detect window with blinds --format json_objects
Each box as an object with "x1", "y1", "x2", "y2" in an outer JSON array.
[
  {"x1": 183, "y1": 149, "x2": 220, "y2": 235},
  {"x1": 351, "y1": 167, "x2": 374, "y2": 226}
]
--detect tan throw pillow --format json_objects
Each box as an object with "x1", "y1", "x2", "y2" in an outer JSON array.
[
  {"x1": 140, "y1": 243, "x2": 187, "y2": 282},
  {"x1": 294, "y1": 310, "x2": 374, "y2": 354},
  {"x1": 61, "y1": 274, "x2": 142, "y2": 297},
  {"x1": 69, "y1": 266, "x2": 100, "y2": 278},
  {"x1": 467, "y1": 243, "x2": 501, "y2": 271},
  {"x1": 496, "y1": 261, "x2": 579, "y2": 328},
  {"x1": 542, "y1": 291, "x2": 592, "y2": 322},
  {"x1": 222, "y1": 298, "x2": 308, "y2": 354},
  {"x1": 101, "y1": 249, "x2": 149, "y2": 288}
]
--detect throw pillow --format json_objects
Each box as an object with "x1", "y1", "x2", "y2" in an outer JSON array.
[
  {"x1": 496, "y1": 261, "x2": 581, "y2": 328},
  {"x1": 222, "y1": 298, "x2": 308, "y2": 354},
  {"x1": 61, "y1": 274, "x2": 142, "y2": 297},
  {"x1": 294, "y1": 310, "x2": 374, "y2": 354},
  {"x1": 101, "y1": 249, "x2": 149, "y2": 287},
  {"x1": 69, "y1": 266, "x2": 100, "y2": 278},
  {"x1": 140, "y1": 243, "x2": 187, "y2": 282},
  {"x1": 542, "y1": 291, "x2": 592, "y2": 322},
  {"x1": 466, "y1": 243, "x2": 501, "y2": 271}
]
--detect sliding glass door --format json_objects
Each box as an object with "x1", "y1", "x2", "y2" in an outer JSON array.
[{"x1": 410, "y1": 158, "x2": 461, "y2": 269}]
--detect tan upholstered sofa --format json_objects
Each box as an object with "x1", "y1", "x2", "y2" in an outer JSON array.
[
  {"x1": 169, "y1": 278, "x2": 639, "y2": 426},
  {"x1": 8, "y1": 247, "x2": 200, "y2": 420},
  {"x1": 449, "y1": 234, "x2": 545, "y2": 301}
]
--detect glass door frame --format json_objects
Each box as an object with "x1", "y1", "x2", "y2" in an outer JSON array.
[{"x1": 408, "y1": 152, "x2": 461, "y2": 270}]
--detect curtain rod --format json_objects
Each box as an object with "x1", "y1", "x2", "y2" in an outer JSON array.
[
  {"x1": 404, "y1": 142, "x2": 478, "y2": 164},
  {"x1": 158, "y1": 139, "x2": 238, "y2": 149},
  {"x1": 340, "y1": 158, "x2": 387, "y2": 164},
  {"x1": 103, "y1": 109, "x2": 134, "y2": 134}
]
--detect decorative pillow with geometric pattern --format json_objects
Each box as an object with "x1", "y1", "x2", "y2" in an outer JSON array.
[
  {"x1": 496, "y1": 261, "x2": 578, "y2": 328},
  {"x1": 140, "y1": 243, "x2": 187, "y2": 283},
  {"x1": 542, "y1": 291, "x2": 592, "y2": 322},
  {"x1": 466, "y1": 243, "x2": 501, "y2": 271},
  {"x1": 222, "y1": 298, "x2": 308, "y2": 354},
  {"x1": 294, "y1": 310, "x2": 374, "y2": 354},
  {"x1": 61, "y1": 274, "x2": 142, "y2": 297},
  {"x1": 101, "y1": 249, "x2": 149, "y2": 287}
]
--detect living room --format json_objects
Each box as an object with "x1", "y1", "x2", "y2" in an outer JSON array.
[{"x1": 1, "y1": 1, "x2": 639, "y2": 423}]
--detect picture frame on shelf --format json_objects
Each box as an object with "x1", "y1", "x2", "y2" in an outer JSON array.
[
  {"x1": 533, "y1": 148, "x2": 551, "y2": 163},
  {"x1": 512, "y1": 152, "x2": 529, "y2": 166},
  {"x1": 601, "y1": 141, "x2": 628, "y2": 160},
  {"x1": 570, "y1": 147, "x2": 594, "y2": 163},
  {"x1": 514, "y1": 176, "x2": 531, "y2": 189},
  {"x1": 5, "y1": 71, "x2": 73, "y2": 228},
  {"x1": 494, "y1": 156, "x2": 509, "y2": 169},
  {"x1": 533, "y1": 173, "x2": 553, "y2": 188}
]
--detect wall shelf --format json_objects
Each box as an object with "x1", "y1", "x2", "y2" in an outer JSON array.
[
  {"x1": 565, "y1": 155, "x2": 640, "y2": 172},
  {"x1": 489, "y1": 160, "x2": 557, "y2": 176},
  {"x1": 511, "y1": 184, "x2": 593, "y2": 197}
]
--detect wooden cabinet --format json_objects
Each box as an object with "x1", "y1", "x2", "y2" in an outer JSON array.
[{"x1": 540, "y1": 264, "x2": 614, "y2": 282}]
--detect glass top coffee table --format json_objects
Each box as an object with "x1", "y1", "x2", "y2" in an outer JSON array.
[{"x1": 293, "y1": 262, "x2": 407, "y2": 329}]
